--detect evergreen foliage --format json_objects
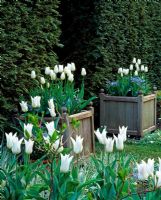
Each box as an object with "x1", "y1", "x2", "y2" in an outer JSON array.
[{"x1": 0, "y1": 0, "x2": 61, "y2": 131}]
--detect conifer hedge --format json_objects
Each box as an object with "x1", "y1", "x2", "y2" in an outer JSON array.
[{"x1": 0, "y1": 0, "x2": 61, "y2": 131}]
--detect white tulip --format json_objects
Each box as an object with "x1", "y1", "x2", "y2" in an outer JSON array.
[
  {"x1": 68, "y1": 74, "x2": 74, "y2": 82},
  {"x1": 59, "y1": 65, "x2": 64, "y2": 73},
  {"x1": 47, "y1": 82, "x2": 50, "y2": 88},
  {"x1": 50, "y1": 70, "x2": 57, "y2": 80},
  {"x1": 105, "y1": 137, "x2": 114, "y2": 153},
  {"x1": 114, "y1": 134, "x2": 124, "y2": 151},
  {"x1": 54, "y1": 65, "x2": 59, "y2": 73},
  {"x1": 137, "y1": 59, "x2": 141, "y2": 65},
  {"x1": 137, "y1": 160, "x2": 149, "y2": 181},
  {"x1": 144, "y1": 66, "x2": 148, "y2": 72},
  {"x1": 118, "y1": 68, "x2": 123, "y2": 74},
  {"x1": 141, "y1": 65, "x2": 145, "y2": 72},
  {"x1": 11, "y1": 137, "x2": 23, "y2": 154},
  {"x1": 48, "y1": 107, "x2": 56, "y2": 117},
  {"x1": 81, "y1": 68, "x2": 86, "y2": 76},
  {"x1": 123, "y1": 69, "x2": 129, "y2": 75},
  {"x1": 31, "y1": 96, "x2": 41, "y2": 108},
  {"x1": 155, "y1": 171, "x2": 161, "y2": 188},
  {"x1": 71, "y1": 62, "x2": 76, "y2": 71},
  {"x1": 71, "y1": 135, "x2": 84, "y2": 154},
  {"x1": 24, "y1": 139, "x2": 34, "y2": 154},
  {"x1": 159, "y1": 157, "x2": 161, "y2": 171},
  {"x1": 119, "y1": 126, "x2": 128, "y2": 142},
  {"x1": 45, "y1": 121, "x2": 55, "y2": 137},
  {"x1": 40, "y1": 77, "x2": 45, "y2": 85},
  {"x1": 60, "y1": 154, "x2": 73, "y2": 173},
  {"x1": 132, "y1": 57, "x2": 136, "y2": 64},
  {"x1": 94, "y1": 128, "x2": 107, "y2": 145},
  {"x1": 135, "y1": 63, "x2": 139, "y2": 70},
  {"x1": 48, "y1": 98, "x2": 54, "y2": 109},
  {"x1": 129, "y1": 64, "x2": 133, "y2": 71},
  {"x1": 24, "y1": 123, "x2": 33, "y2": 138},
  {"x1": 60, "y1": 72, "x2": 65, "y2": 80},
  {"x1": 5, "y1": 132, "x2": 17, "y2": 149},
  {"x1": 31, "y1": 70, "x2": 36, "y2": 79},
  {"x1": 52, "y1": 138, "x2": 60, "y2": 150},
  {"x1": 67, "y1": 63, "x2": 72, "y2": 70},
  {"x1": 45, "y1": 67, "x2": 51, "y2": 75},
  {"x1": 20, "y1": 101, "x2": 28, "y2": 112},
  {"x1": 146, "y1": 158, "x2": 154, "y2": 176},
  {"x1": 134, "y1": 70, "x2": 138, "y2": 76}
]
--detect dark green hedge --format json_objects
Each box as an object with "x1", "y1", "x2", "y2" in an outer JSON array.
[
  {"x1": 59, "y1": 0, "x2": 161, "y2": 93},
  {"x1": 0, "y1": 0, "x2": 61, "y2": 131}
]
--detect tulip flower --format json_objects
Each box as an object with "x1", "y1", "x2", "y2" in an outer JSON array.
[
  {"x1": 31, "y1": 70, "x2": 36, "y2": 79},
  {"x1": 129, "y1": 64, "x2": 133, "y2": 71},
  {"x1": 48, "y1": 107, "x2": 56, "y2": 117},
  {"x1": 71, "y1": 62, "x2": 76, "y2": 71},
  {"x1": 60, "y1": 154, "x2": 73, "y2": 173},
  {"x1": 40, "y1": 77, "x2": 45, "y2": 85},
  {"x1": 11, "y1": 136, "x2": 23, "y2": 154},
  {"x1": 48, "y1": 98, "x2": 55, "y2": 109},
  {"x1": 59, "y1": 65, "x2": 64, "y2": 73},
  {"x1": 118, "y1": 68, "x2": 123, "y2": 74},
  {"x1": 67, "y1": 63, "x2": 72, "y2": 70},
  {"x1": 137, "y1": 160, "x2": 149, "y2": 181},
  {"x1": 123, "y1": 69, "x2": 129, "y2": 75},
  {"x1": 50, "y1": 70, "x2": 56, "y2": 80},
  {"x1": 45, "y1": 121, "x2": 55, "y2": 137},
  {"x1": 137, "y1": 59, "x2": 141, "y2": 65},
  {"x1": 119, "y1": 126, "x2": 127, "y2": 142},
  {"x1": 105, "y1": 137, "x2": 114, "y2": 153},
  {"x1": 45, "y1": 67, "x2": 51, "y2": 75},
  {"x1": 24, "y1": 139, "x2": 34, "y2": 154},
  {"x1": 5, "y1": 132, "x2": 17, "y2": 149},
  {"x1": 20, "y1": 101, "x2": 28, "y2": 112},
  {"x1": 60, "y1": 72, "x2": 65, "y2": 80},
  {"x1": 71, "y1": 135, "x2": 84, "y2": 154},
  {"x1": 144, "y1": 66, "x2": 148, "y2": 72},
  {"x1": 146, "y1": 158, "x2": 154, "y2": 176},
  {"x1": 155, "y1": 171, "x2": 161, "y2": 188},
  {"x1": 31, "y1": 96, "x2": 41, "y2": 108},
  {"x1": 132, "y1": 57, "x2": 136, "y2": 64},
  {"x1": 94, "y1": 128, "x2": 107, "y2": 145},
  {"x1": 141, "y1": 65, "x2": 145, "y2": 72},
  {"x1": 134, "y1": 70, "x2": 138, "y2": 76},
  {"x1": 68, "y1": 74, "x2": 74, "y2": 82},
  {"x1": 81, "y1": 68, "x2": 86, "y2": 76},
  {"x1": 54, "y1": 65, "x2": 59, "y2": 73},
  {"x1": 24, "y1": 123, "x2": 33, "y2": 138},
  {"x1": 114, "y1": 134, "x2": 124, "y2": 151}
]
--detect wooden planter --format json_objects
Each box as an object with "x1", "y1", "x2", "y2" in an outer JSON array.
[
  {"x1": 99, "y1": 89, "x2": 157, "y2": 137},
  {"x1": 62, "y1": 105, "x2": 95, "y2": 155}
]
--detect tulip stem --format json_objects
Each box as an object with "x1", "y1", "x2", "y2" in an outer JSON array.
[{"x1": 49, "y1": 157, "x2": 55, "y2": 200}]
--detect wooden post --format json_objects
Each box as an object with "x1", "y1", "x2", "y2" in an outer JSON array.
[
  {"x1": 153, "y1": 86, "x2": 157, "y2": 127},
  {"x1": 138, "y1": 91, "x2": 143, "y2": 137},
  {"x1": 99, "y1": 89, "x2": 105, "y2": 127}
]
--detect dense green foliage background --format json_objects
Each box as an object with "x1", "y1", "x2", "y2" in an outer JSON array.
[{"x1": 0, "y1": 0, "x2": 61, "y2": 131}]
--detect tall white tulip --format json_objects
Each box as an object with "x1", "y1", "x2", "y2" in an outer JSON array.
[
  {"x1": 134, "y1": 70, "x2": 138, "y2": 76},
  {"x1": 94, "y1": 128, "x2": 107, "y2": 145},
  {"x1": 129, "y1": 64, "x2": 133, "y2": 71},
  {"x1": 146, "y1": 158, "x2": 154, "y2": 176},
  {"x1": 67, "y1": 63, "x2": 72, "y2": 70},
  {"x1": 155, "y1": 171, "x2": 161, "y2": 188},
  {"x1": 118, "y1": 68, "x2": 123, "y2": 74},
  {"x1": 40, "y1": 77, "x2": 45, "y2": 85},
  {"x1": 5, "y1": 132, "x2": 17, "y2": 149},
  {"x1": 48, "y1": 107, "x2": 56, "y2": 117},
  {"x1": 59, "y1": 65, "x2": 64, "y2": 73},
  {"x1": 132, "y1": 58, "x2": 137, "y2": 64},
  {"x1": 11, "y1": 137, "x2": 23, "y2": 154},
  {"x1": 31, "y1": 96, "x2": 41, "y2": 108},
  {"x1": 137, "y1": 59, "x2": 141, "y2": 65},
  {"x1": 54, "y1": 65, "x2": 59, "y2": 73},
  {"x1": 45, "y1": 121, "x2": 55, "y2": 137},
  {"x1": 60, "y1": 154, "x2": 73, "y2": 173},
  {"x1": 24, "y1": 123, "x2": 33, "y2": 138},
  {"x1": 81, "y1": 68, "x2": 86, "y2": 76},
  {"x1": 48, "y1": 98, "x2": 54, "y2": 109},
  {"x1": 68, "y1": 74, "x2": 74, "y2": 82},
  {"x1": 60, "y1": 72, "x2": 65, "y2": 80},
  {"x1": 31, "y1": 70, "x2": 36, "y2": 79},
  {"x1": 137, "y1": 160, "x2": 149, "y2": 181},
  {"x1": 50, "y1": 70, "x2": 56, "y2": 80},
  {"x1": 20, "y1": 101, "x2": 28, "y2": 112},
  {"x1": 119, "y1": 126, "x2": 128, "y2": 142},
  {"x1": 24, "y1": 139, "x2": 34, "y2": 154},
  {"x1": 45, "y1": 67, "x2": 51, "y2": 75},
  {"x1": 144, "y1": 66, "x2": 148, "y2": 72},
  {"x1": 71, "y1": 62, "x2": 76, "y2": 71},
  {"x1": 71, "y1": 135, "x2": 84, "y2": 154},
  {"x1": 114, "y1": 134, "x2": 124, "y2": 151},
  {"x1": 140, "y1": 65, "x2": 145, "y2": 72},
  {"x1": 105, "y1": 137, "x2": 114, "y2": 153}
]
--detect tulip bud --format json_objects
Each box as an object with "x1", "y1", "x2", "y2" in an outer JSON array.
[
  {"x1": 24, "y1": 139, "x2": 34, "y2": 154},
  {"x1": 118, "y1": 68, "x2": 123, "y2": 74},
  {"x1": 71, "y1": 135, "x2": 84, "y2": 154},
  {"x1": 45, "y1": 67, "x2": 51, "y2": 75},
  {"x1": 141, "y1": 65, "x2": 145, "y2": 72},
  {"x1": 123, "y1": 69, "x2": 129, "y2": 75},
  {"x1": 60, "y1": 154, "x2": 73, "y2": 173},
  {"x1": 144, "y1": 66, "x2": 148, "y2": 72},
  {"x1": 45, "y1": 121, "x2": 55, "y2": 137},
  {"x1": 134, "y1": 70, "x2": 138, "y2": 76},
  {"x1": 60, "y1": 72, "x2": 65, "y2": 80},
  {"x1": 50, "y1": 70, "x2": 56, "y2": 80},
  {"x1": 68, "y1": 74, "x2": 74, "y2": 82},
  {"x1": 54, "y1": 65, "x2": 59, "y2": 73},
  {"x1": 31, "y1": 70, "x2": 36, "y2": 79},
  {"x1": 81, "y1": 68, "x2": 86, "y2": 76},
  {"x1": 24, "y1": 123, "x2": 33, "y2": 138},
  {"x1": 71, "y1": 62, "x2": 76, "y2": 71},
  {"x1": 20, "y1": 101, "x2": 28, "y2": 112},
  {"x1": 47, "y1": 82, "x2": 50, "y2": 88},
  {"x1": 31, "y1": 96, "x2": 41, "y2": 108},
  {"x1": 132, "y1": 57, "x2": 136, "y2": 64},
  {"x1": 137, "y1": 59, "x2": 141, "y2": 65},
  {"x1": 5, "y1": 132, "x2": 17, "y2": 149},
  {"x1": 130, "y1": 64, "x2": 133, "y2": 71},
  {"x1": 11, "y1": 137, "x2": 23, "y2": 154},
  {"x1": 40, "y1": 77, "x2": 45, "y2": 85},
  {"x1": 59, "y1": 65, "x2": 64, "y2": 73}
]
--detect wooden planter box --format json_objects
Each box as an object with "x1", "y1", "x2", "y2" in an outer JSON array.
[
  {"x1": 99, "y1": 90, "x2": 157, "y2": 137},
  {"x1": 62, "y1": 105, "x2": 95, "y2": 155}
]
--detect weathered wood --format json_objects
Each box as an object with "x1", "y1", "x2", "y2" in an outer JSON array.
[{"x1": 100, "y1": 93, "x2": 157, "y2": 137}]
